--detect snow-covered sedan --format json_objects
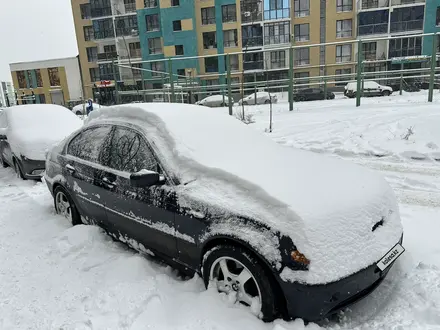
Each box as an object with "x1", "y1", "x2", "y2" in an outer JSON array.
[
  {"x1": 238, "y1": 92, "x2": 278, "y2": 105},
  {"x1": 44, "y1": 103, "x2": 404, "y2": 322},
  {"x1": 0, "y1": 104, "x2": 83, "y2": 179},
  {"x1": 195, "y1": 95, "x2": 233, "y2": 107}
]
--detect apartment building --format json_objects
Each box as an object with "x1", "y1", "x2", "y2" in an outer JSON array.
[
  {"x1": 72, "y1": 0, "x2": 359, "y2": 96},
  {"x1": 10, "y1": 57, "x2": 82, "y2": 106},
  {"x1": 423, "y1": 0, "x2": 440, "y2": 60}
]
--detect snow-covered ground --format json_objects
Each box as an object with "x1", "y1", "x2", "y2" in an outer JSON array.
[{"x1": 1, "y1": 92, "x2": 440, "y2": 329}]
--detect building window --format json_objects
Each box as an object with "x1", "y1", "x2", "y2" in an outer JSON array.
[
  {"x1": 129, "y1": 42, "x2": 141, "y2": 58},
  {"x1": 177, "y1": 69, "x2": 185, "y2": 77},
  {"x1": 336, "y1": 0, "x2": 352, "y2": 12},
  {"x1": 124, "y1": 0, "x2": 136, "y2": 12},
  {"x1": 175, "y1": 45, "x2": 184, "y2": 55},
  {"x1": 437, "y1": 6, "x2": 440, "y2": 26},
  {"x1": 294, "y1": 23, "x2": 309, "y2": 42},
  {"x1": 98, "y1": 63, "x2": 115, "y2": 81},
  {"x1": 93, "y1": 18, "x2": 114, "y2": 39},
  {"x1": 389, "y1": 37, "x2": 422, "y2": 58},
  {"x1": 270, "y1": 51, "x2": 286, "y2": 69},
  {"x1": 16, "y1": 71, "x2": 26, "y2": 89},
  {"x1": 358, "y1": 10, "x2": 388, "y2": 36},
  {"x1": 171, "y1": 0, "x2": 179, "y2": 6},
  {"x1": 80, "y1": 3, "x2": 91, "y2": 19},
  {"x1": 362, "y1": 42, "x2": 377, "y2": 60},
  {"x1": 148, "y1": 37, "x2": 162, "y2": 54},
  {"x1": 264, "y1": 21, "x2": 290, "y2": 45},
  {"x1": 36, "y1": 69, "x2": 43, "y2": 87},
  {"x1": 205, "y1": 57, "x2": 219, "y2": 73},
  {"x1": 294, "y1": 72, "x2": 309, "y2": 86},
  {"x1": 336, "y1": 45, "x2": 352, "y2": 63},
  {"x1": 115, "y1": 15, "x2": 138, "y2": 37},
  {"x1": 335, "y1": 69, "x2": 352, "y2": 86},
  {"x1": 242, "y1": 25, "x2": 263, "y2": 47},
  {"x1": 146, "y1": 14, "x2": 160, "y2": 31},
  {"x1": 201, "y1": 7, "x2": 216, "y2": 25},
  {"x1": 173, "y1": 20, "x2": 182, "y2": 31},
  {"x1": 27, "y1": 70, "x2": 34, "y2": 88},
  {"x1": 223, "y1": 29, "x2": 238, "y2": 48},
  {"x1": 48, "y1": 68, "x2": 61, "y2": 86},
  {"x1": 144, "y1": 0, "x2": 157, "y2": 8},
  {"x1": 225, "y1": 54, "x2": 239, "y2": 71},
  {"x1": 89, "y1": 68, "x2": 99, "y2": 82},
  {"x1": 294, "y1": 0, "x2": 309, "y2": 18},
  {"x1": 86, "y1": 47, "x2": 98, "y2": 62},
  {"x1": 37, "y1": 94, "x2": 46, "y2": 104},
  {"x1": 84, "y1": 26, "x2": 94, "y2": 41},
  {"x1": 390, "y1": 6, "x2": 424, "y2": 33},
  {"x1": 222, "y1": 4, "x2": 237, "y2": 23},
  {"x1": 151, "y1": 61, "x2": 164, "y2": 77},
  {"x1": 243, "y1": 52, "x2": 264, "y2": 70},
  {"x1": 295, "y1": 48, "x2": 310, "y2": 66},
  {"x1": 438, "y1": 35, "x2": 440, "y2": 53},
  {"x1": 203, "y1": 31, "x2": 217, "y2": 49},
  {"x1": 336, "y1": 19, "x2": 352, "y2": 38},
  {"x1": 264, "y1": 0, "x2": 290, "y2": 20},
  {"x1": 241, "y1": 0, "x2": 262, "y2": 23}
]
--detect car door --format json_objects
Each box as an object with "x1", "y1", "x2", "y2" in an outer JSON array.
[
  {"x1": 97, "y1": 125, "x2": 178, "y2": 258},
  {"x1": 0, "y1": 112, "x2": 12, "y2": 166},
  {"x1": 63, "y1": 125, "x2": 114, "y2": 230}
]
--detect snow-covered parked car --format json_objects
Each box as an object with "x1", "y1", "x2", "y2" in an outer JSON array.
[
  {"x1": 344, "y1": 81, "x2": 393, "y2": 98},
  {"x1": 44, "y1": 103, "x2": 404, "y2": 322},
  {"x1": 195, "y1": 95, "x2": 233, "y2": 107},
  {"x1": 238, "y1": 92, "x2": 278, "y2": 105},
  {"x1": 0, "y1": 104, "x2": 83, "y2": 179}
]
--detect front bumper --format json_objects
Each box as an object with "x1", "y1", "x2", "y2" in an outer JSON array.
[
  {"x1": 20, "y1": 157, "x2": 46, "y2": 179},
  {"x1": 280, "y1": 235, "x2": 403, "y2": 322}
]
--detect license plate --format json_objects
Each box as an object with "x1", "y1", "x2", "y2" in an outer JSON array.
[{"x1": 377, "y1": 243, "x2": 405, "y2": 271}]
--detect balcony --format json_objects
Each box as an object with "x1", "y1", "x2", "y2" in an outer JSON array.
[
  {"x1": 358, "y1": 23, "x2": 388, "y2": 35},
  {"x1": 390, "y1": 19, "x2": 423, "y2": 32},
  {"x1": 264, "y1": 35, "x2": 290, "y2": 45},
  {"x1": 205, "y1": 65, "x2": 219, "y2": 73},
  {"x1": 94, "y1": 29, "x2": 115, "y2": 40},
  {"x1": 242, "y1": 36, "x2": 263, "y2": 48},
  {"x1": 363, "y1": 51, "x2": 378, "y2": 60},
  {"x1": 97, "y1": 52, "x2": 118, "y2": 62},
  {"x1": 390, "y1": 0, "x2": 425, "y2": 6},
  {"x1": 116, "y1": 27, "x2": 139, "y2": 37},
  {"x1": 358, "y1": 0, "x2": 389, "y2": 9},
  {"x1": 241, "y1": 12, "x2": 263, "y2": 24},
  {"x1": 243, "y1": 61, "x2": 264, "y2": 71},
  {"x1": 124, "y1": 3, "x2": 136, "y2": 13},
  {"x1": 91, "y1": 7, "x2": 112, "y2": 18}
]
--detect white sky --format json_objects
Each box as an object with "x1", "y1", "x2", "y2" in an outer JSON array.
[{"x1": 0, "y1": 0, "x2": 78, "y2": 82}]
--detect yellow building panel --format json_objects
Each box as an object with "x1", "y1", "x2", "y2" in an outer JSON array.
[
  {"x1": 58, "y1": 67, "x2": 71, "y2": 102},
  {"x1": 181, "y1": 18, "x2": 193, "y2": 31},
  {"x1": 136, "y1": 0, "x2": 144, "y2": 9},
  {"x1": 164, "y1": 45, "x2": 176, "y2": 57},
  {"x1": 200, "y1": 0, "x2": 214, "y2": 7},
  {"x1": 11, "y1": 72, "x2": 19, "y2": 93},
  {"x1": 160, "y1": 0, "x2": 171, "y2": 8}
]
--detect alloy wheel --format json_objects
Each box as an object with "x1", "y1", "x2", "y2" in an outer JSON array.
[
  {"x1": 209, "y1": 256, "x2": 262, "y2": 313},
  {"x1": 55, "y1": 191, "x2": 73, "y2": 223}
]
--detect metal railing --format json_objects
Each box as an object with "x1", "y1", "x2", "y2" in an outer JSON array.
[
  {"x1": 243, "y1": 61, "x2": 264, "y2": 70},
  {"x1": 94, "y1": 30, "x2": 115, "y2": 40},
  {"x1": 390, "y1": 0, "x2": 424, "y2": 5},
  {"x1": 264, "y1": 35, "x2": 290, "y2": 45},
  {"x1": 358, "y1": 23, "x2": 388, "y2": 36},
  {"x1": 390, "y1": 20, "x2": 424, "y2": 33},
  {"x1": 242, "y1": 36, "x2": 263, "y2": 47},
  {"x1": 241, "y1": 12, "x2": 262, "y2": 23},
  {"x1": 124, "y1": 3, "x2": 136, "y2": 13},
  {"x1": 116, "y1": 27, "x2": 139, "y2": 37},
  {"x1": 144, "y1": 0, "x2": 157, "y2": 7},
  {"x1": 91, "y1": 7, "x2": 112, "y2": 18},
  {"x1": 97, "y1": 52, "x2": 118, "y2": 61}
]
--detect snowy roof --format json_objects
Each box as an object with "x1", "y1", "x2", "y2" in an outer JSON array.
[{"x1": 86, "y1": 103, "x2": 403, "y2": 284}]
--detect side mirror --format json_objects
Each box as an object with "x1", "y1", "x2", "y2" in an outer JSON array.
[{"x1": 130, "y1": 170, "x2": 164, "y2": 188}]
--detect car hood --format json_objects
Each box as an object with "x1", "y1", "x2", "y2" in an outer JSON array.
[{"x1": 178, "y1": 150, "x2": 402, "y2": 285}]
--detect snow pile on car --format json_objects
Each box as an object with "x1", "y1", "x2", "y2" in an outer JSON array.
[
  {"x1": 86, "y1": 103, "x2": 403, "y2": 284},
  {"x1": 5, "y1": 104, "x2": 83, "y2": 160}
]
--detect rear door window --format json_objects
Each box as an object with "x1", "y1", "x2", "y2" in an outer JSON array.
[
  {"x1": 104, "y1": 126, "x2": 158, "y2": 173},
  {"x1": 67, "y1": 125, "x2": 113, "y2": 163}
]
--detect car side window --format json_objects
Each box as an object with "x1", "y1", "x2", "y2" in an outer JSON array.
[
  {"x1": 67, "y1": 125, "x2": 112, "y2": 163},
  {"x1": 105, "y1": 126, "x2": 158, "y2": 173}
]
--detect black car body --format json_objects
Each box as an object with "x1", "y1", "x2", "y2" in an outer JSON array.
[
  {"x1": 44, "y1": 104, "x2": 404, "y2": 322},
  {"x1": 293, "y1": 88, "x2": 335, "y2": 102}
]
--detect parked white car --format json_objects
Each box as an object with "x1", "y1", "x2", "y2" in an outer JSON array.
[
  {"x1": 238, "y1": 92, "x2": 278, "y2": 105},
  {"x1": 0, "y1": 104, "x2": 83, "y2": 179},
  {"x1": 196, "y1": 95, "x2": 233, "y2": 107},
  {"x1": 72, "y1": 102, "x2": 104, "y2": 115},
  {"x1": 344, "y1": 81, "x2": 393, "y2": 98}
]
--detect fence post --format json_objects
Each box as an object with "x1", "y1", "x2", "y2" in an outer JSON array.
[
  {"x1": 323, "y1": 76, "x2": 327, "y2": 98},
  {"x1": 112, "y1": 60, "x2": 119, "y2": 105},
  {"x1": 168, "y1": 58, "x2": 175, "y2": 103},
  {"x1": 226, "y1": 54, "x2": 232, "y2": 116},
  {"x1": 289, "y1": 46, "x2": 294, "y2": 111},
  {"x1": 356, "y1": 39, "x2": 363, "y2": 107},
  {"x1": 254, "y1": 72, "x2": 257, "y2": 104},
  {"x1": 428, "y1": 34, "x2": 437, "y2": 103},
  {"x1": 399, "y1": 63, "x2": 403, "y2": 96}
]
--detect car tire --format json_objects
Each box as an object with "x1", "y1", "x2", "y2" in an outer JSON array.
[
  {"x1": 54, "y1": 185, "x2": 82, "y2": 226},
  {"x1": 382, "y1": 90, "x2": 390, "y2": 97},
  {"x1": 1, "y1": 156, "x2": 8, "y2": 168},
  {"x1": 220, "y1": 102, "x2": 226, "y2": 107},
  {"x1": 13, "y1": 159, "x2": 26, "y2": 180},
  {"x1": 202, "y1": 245, "x2": 277, "y2": 322},
  {"x1": 243, "y1": 101, "x2": 248, "y2": 106},
  {"x1": 264, "y1": 99, "x2": 270, "y2": 104},
  {"x1": 75, "y1": 110, "x2": 83, "y2": 116}
]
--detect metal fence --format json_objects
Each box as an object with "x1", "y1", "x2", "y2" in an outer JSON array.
[{"x1": 107, "y1": 32, "x2": 440, "y2": 114}]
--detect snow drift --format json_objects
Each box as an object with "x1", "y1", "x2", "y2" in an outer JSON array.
[
  {"x1": 5, "y1": 104, "x2": 83, "y2": 160},
  {"x1": 86, "y1": 103, "x2": 403, "y2": 284}
]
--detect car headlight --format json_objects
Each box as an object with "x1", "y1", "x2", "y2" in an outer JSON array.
[{"x1": 290, "y1": 249, "x2": 310, "y2": 269}]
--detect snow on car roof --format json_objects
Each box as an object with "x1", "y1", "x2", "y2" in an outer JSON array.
[{"x1": 86, "y1": 103, "x2": 402, "y2": 284}]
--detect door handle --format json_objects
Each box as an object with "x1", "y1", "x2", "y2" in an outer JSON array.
[
  {"x1": 102, "y1": 176, "x2": 117, "y2": 188},
  {"x1": 65, "y1": 164, "x2": 75, "y2": 173}
]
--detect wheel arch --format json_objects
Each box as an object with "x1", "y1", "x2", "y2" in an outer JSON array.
[{"x1": 200, "y1": 234, "x2": 288, "y2": 317}]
